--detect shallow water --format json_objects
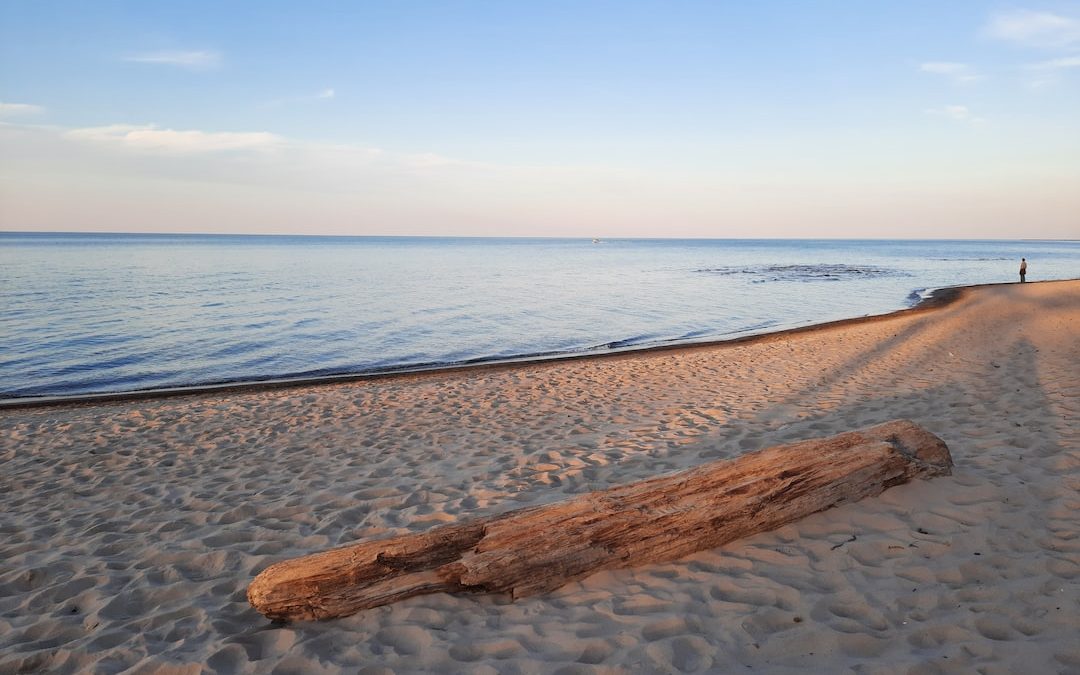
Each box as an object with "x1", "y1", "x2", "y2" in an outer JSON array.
[{"x1": 2, "y1": 234, "x2": 1077, "y2": 399}]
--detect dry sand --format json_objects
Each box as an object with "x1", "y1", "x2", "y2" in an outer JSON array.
[{"x1": 1, "y1": 280, "x2": 1078, "y2": 674}]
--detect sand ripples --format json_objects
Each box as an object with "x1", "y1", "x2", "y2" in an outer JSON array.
[{"x1": 1, "y1": 281, "x2": 1078, "y2": 672}]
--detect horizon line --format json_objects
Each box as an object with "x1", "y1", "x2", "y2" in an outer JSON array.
[{"x1": 2, "y1": 230, "x2": 1076, "y2": 243}]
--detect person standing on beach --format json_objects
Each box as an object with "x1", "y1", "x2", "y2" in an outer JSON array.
[{"x1": 1020, "y1": 258, "x2": 1027, "y2": 283}]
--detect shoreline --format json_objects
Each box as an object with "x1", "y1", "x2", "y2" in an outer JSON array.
[
  {"x1": 2, "y1": 279, "x2": 1078, "y2": 672},
  {"x1": 0, "y1": 282, "x2": 985, "y2": 411}
]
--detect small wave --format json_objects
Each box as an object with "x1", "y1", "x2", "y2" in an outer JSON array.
[
  {"x1": 907, "y1": 288, "x2": 925, "y2": 305},
  {"x1": 206, "y1": 341, "x2": 271, "y2": 359},
  {"x1": 590, "y1": 334, "x2": 659, "y2": 350},
  {"x1": 242, "y1": 320, "x2": 280, "y2": 330},
  {"x1": 43, "y1": 352, "x2": 155, "y2": 379},
  {"x1": 739, "y1": 320, "x2": 780, "y2": 333},
  {"x1": 933, "y1": 257, "x2": 1011, "y2": 261},
  {"x1": 677, "y1": 328, "x2": 714, "y2": 340},
  {"x1": 906, "y1": 288, "x2": 936, "y2": 306},
  {"x1": 695, "y1": 264, "x2": 907, "y2": 282}
]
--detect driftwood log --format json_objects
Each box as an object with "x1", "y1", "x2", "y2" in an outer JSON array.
[{"x1": 248, "y1": 419, "x2": 952, "y2": 622}]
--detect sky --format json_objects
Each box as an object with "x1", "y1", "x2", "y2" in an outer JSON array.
[{"x1": 1, "y1": 1, "x2": 1078, "y2": 238}]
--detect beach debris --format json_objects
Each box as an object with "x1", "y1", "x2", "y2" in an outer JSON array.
[
  {"x1": 831, "y1": 534, "x2": 858, "y2": 550},
  {"x1": 247, "y1": 419, "x2": 953, "y2": 622}
]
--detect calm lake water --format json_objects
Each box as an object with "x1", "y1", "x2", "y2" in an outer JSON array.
[{"x1": 2, "y1": 234, "x2": 1078, "y2": 400}]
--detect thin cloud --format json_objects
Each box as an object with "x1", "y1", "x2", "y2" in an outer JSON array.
[
  {"x1": 263, "y1": 88, "x2": 337, "y2": 108},
  {"x1": 919, "y1": 62, "x2": 984, "y2": 83},
  {"x1": 0, "y1": 102, "x2": 45, "y2": 117},
  {"x1": 983, "y1": 10, "x2": 1080, "y2": 50},
  {"x1": 64, "y1": 124, "x2": 281, "y2": 154},
  {"x1": 924, "y1": 104, "x2": 985, "y2": 124},
  {"x1": 1028, "y1": 55, "x2": 1080, "y2": 70},
  {"x1": 125, "y1": 50, "x2": 221, "y2": 69},
  {"x1": 1022, "y1": 55, "x2": 1080, "y2": 89},
  {"x1": 404, "y1": 152, "x2": 460, "y2": 169}
]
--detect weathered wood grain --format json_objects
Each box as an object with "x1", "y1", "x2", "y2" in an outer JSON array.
[{"x1": 248, "y1": 419, "x2": 952, "y2": 622}]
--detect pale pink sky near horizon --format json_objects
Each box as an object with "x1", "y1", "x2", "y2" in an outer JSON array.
[{"x1": 2, "y1": 118, "x2": 1077, "y2": 240}]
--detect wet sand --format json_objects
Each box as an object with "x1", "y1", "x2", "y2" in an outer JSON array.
[{"x1": 2, "y1": 280, "x2": 1078, "y2": 673}]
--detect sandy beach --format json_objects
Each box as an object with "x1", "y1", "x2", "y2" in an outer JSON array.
[{"x1": 2, "y1": 279, "x2": 1077, "y2": 673}]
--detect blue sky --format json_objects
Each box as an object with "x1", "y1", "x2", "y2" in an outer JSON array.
[{"x1": 1, "y1": 1, "x2": 1078, "y2": 237}]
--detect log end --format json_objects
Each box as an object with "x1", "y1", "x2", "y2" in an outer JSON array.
[
  {"x1": 865, "y1": 419, "x2": 953, "y2": 476},
  {"x1": 247, "y1": 565, "x2": 319, "y2": 622},
  {"x1": 247, "y1": 520, "x2": 487, "y2": 622},
  {"x1": 247, "y1": 557, "x2": 351, "y2": 622}
]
